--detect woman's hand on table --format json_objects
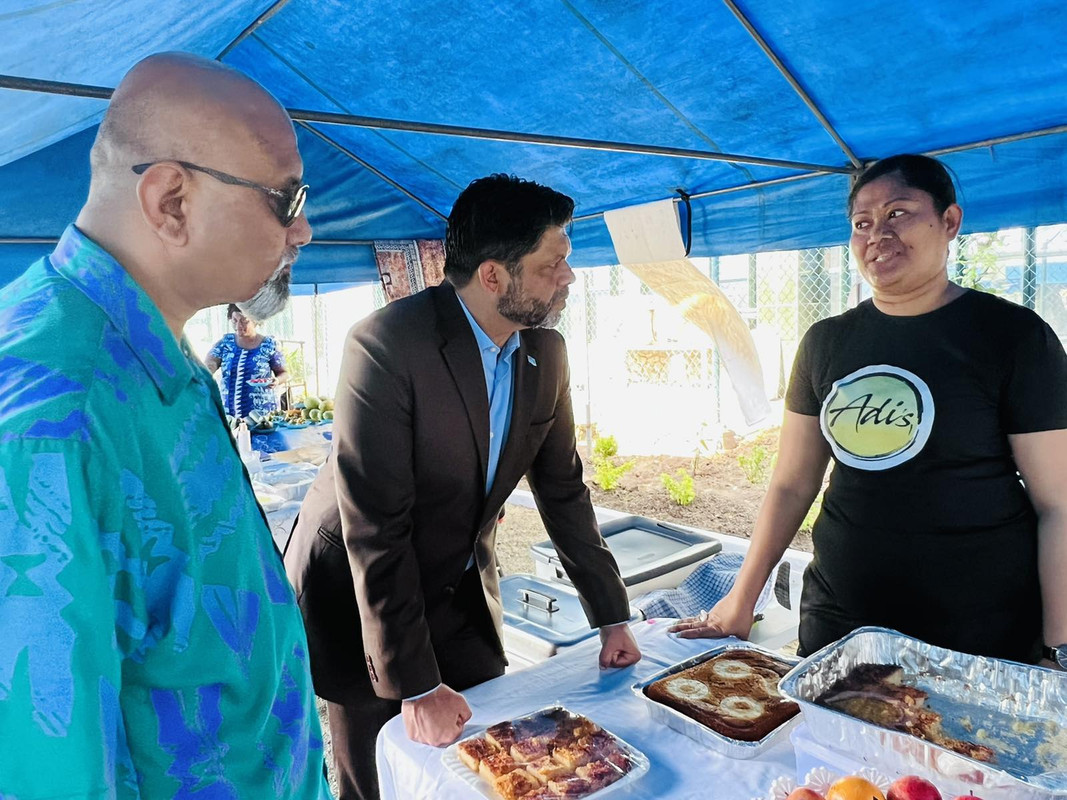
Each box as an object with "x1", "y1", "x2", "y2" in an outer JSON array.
[
  {"x1": 598, "y1": 623, "x2": 642, "y2": 669},
  {"x1": 668, "y1": 592, "x2": 755, "y2": 639},
  {"x1": 401, "y1": 684, "x2": 472, "y2": 746}
]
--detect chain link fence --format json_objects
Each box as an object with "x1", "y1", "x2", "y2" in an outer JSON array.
[
  {"x1": 556, "y1": 223, "x2": 1067, "y2": 456},
  {"x1": 185, "y1": 223, "x2": 1066, "y2": 449}
]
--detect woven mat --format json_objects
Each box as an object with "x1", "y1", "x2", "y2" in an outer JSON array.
[{"x1": 374, "y1": 239, "x2": 445, "y2": 302}]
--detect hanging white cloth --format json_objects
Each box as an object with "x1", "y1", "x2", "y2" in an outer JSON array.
[{"x1": 603, "y1": 200, "x2": 771, "y2": 426}]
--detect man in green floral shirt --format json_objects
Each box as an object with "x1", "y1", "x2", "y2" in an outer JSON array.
[{"x1": 0, "y1": 53, "x2": 328, "y2": 798}]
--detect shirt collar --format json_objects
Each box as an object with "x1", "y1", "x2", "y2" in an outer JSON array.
[
  {"x1": 455, "y1": 293, "x2": 521, "y2": 362},
  {"x1": 50, "y1": 224, "x2": 196, "y2": 403}
]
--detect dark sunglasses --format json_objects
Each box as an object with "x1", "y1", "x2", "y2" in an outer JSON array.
[{"x1": 131, "y1": 160, "x2": 308, "y2": 227}]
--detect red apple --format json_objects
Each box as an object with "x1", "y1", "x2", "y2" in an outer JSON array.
[
  {"x1": 887, "y1": 776, "x2": 941, "y2": 800},
  {"x1": 786, "y1": 789, "x2": 826, "y2": 800}
]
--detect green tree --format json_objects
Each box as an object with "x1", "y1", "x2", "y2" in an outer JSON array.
[{"x1": 955, "y1": 233, "x2": 1004, "y2": 294}]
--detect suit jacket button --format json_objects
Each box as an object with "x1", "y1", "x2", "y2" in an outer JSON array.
[{"x1": 443, "y1": 585, "x2": 456, "y2": 596}]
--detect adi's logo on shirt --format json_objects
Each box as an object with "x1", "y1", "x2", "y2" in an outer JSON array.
[{"x1": 820, "y1": 364, "x2": 934, "y2": 470}]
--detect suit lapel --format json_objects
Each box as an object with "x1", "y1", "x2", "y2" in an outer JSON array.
[
  {"x1": 435, "y1": 285, "x2": 490, "y2": 490},
  {"x1": 481, "y1": 334, "x2": 540, "y2": 527}
]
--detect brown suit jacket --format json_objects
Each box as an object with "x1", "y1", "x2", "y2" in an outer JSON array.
[{"x1": 284, "y1": 282, "x2": 630, "y2": 703}]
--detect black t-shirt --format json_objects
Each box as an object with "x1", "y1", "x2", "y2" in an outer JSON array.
[{"x1": 786, "y1": 289, "x2": 1067, "y2": 661}]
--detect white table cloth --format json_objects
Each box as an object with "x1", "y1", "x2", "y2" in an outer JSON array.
[
  {"x1": 256, "y1": 459, "x2": 323, "y2": 549},
  {"x1": 376, "y1": 619, "x2": 796, "y2": 799}
]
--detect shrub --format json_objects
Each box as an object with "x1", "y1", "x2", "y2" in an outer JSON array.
[
  {"x1": 690, "y1": 419, "x2": 717, "y2": 474},
  {"x1": 737, "y1": 445, "x2": 775, "y2": 485},
  {"x1": 593, "y1": 457, "x2": 635, "y2": 491},
  {"x1": 590, "y1": 434, "x2": 633, "y2": 491},
  {"x1": 800, "y1": 494, "x2": 822, "y2": 532},
  {"x1": 661, "y1": 469, "x2": 696, "y2": 506},
  {"x1": 593, "y1": 434, "x2": 619, "y2": 460}
]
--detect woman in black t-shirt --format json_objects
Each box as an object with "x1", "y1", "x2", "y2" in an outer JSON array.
[{"x1": 669, "y1": 155, "x2": 1067, "y2": 666}]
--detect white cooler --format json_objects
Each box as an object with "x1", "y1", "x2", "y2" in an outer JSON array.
[
  {"x1": 530, "y1": 515, "x2": 722, "y2": 600},
  {"x1": 500, "y1": 575, "x2": 639, "y2": 671}
]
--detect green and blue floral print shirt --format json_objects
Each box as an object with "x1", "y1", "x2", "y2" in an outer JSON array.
[{"x1": 0, "y1": 226, "x2": 330, "y2": 799}]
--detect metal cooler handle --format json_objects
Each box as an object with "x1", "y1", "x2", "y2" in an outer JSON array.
[{"x1": 517, "y1": 588, "x2": 559, "y2": 613}]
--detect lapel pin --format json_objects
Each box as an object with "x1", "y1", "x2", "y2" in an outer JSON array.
[{"x1": 527, "y1": 355, "x2": 537, "y2": 367}]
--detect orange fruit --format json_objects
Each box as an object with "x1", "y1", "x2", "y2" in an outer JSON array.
[{"x1": 825, "y1": 775, "x2": 886, "y2": 800}]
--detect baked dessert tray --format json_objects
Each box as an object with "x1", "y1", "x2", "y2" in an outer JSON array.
[
  {"x1": 631, "y1": 640, "x2": 801, "y2": 759},
  {"x1": 442, "y1": 704, "x2": 650, "y2": 799},
  {"x1": 777, "y1": 626, "x2": 1067, "y2": 799}
]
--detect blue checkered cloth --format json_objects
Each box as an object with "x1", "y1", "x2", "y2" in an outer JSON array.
[{"x1": 632, "y1": 552, "x2": 774, "y2": 620}]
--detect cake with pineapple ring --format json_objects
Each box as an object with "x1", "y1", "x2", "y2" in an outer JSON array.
[{"x1": 644, "y1": 648, "x2": 799, "y2": 741}]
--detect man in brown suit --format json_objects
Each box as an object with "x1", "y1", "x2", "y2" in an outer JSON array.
[{"x1": 284, "y1": 174, "x2": 641, "y2": 800}]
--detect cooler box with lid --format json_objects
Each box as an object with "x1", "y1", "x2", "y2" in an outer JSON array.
[
  {"x1": 500, "y1": 575, "x2": 640, "y2": 670},
  {"x1": 530, "y1": 515, "x2": 722, "y2": 600}
]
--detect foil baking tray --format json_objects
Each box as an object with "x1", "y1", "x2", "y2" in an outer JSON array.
[
  {"x1": 778, "y1": 626, "x2": 1067, "y2": 799},
  {"x1": 442, "y1": 704, "x2": 650, "y2": 799},
  {"x1": 630, "y1": 640, "x2": 801, "y2": 759}
]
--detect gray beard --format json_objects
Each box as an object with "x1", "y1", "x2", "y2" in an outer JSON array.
[
  {"x1": 238, "y1": 256, "x2": 293, "y2": 322},
  {"x1": 498, "y1": 275, "x2": 566, "y2": 329}
]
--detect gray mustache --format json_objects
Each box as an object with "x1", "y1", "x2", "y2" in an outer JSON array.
[{"x1": 238, "y1": 257, "x2": 294, "y2": 321}]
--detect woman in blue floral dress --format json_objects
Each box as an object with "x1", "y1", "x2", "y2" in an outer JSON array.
[{"x1": 205, "y1": 304, "x2": 290, "y2": 418}]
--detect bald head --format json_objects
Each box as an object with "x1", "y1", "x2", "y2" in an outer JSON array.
[
  {"x1": 76, "y1": 52, "x2": 310, "y2": 339},
  {"x1": 90, "y1": 52, "x2": 295, "y2": 186}
]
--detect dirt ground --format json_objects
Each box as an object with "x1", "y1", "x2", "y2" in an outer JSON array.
[{"x1": 496, "y1": 425, "x2": 815, "y2": 576}]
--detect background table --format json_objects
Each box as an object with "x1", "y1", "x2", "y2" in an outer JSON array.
[
  {"x1": 257, "y1": 457, "x2": 324, "y2": 549},
  {"x1": 251, "y1": 421, "x2": 332, "y2": 455},
  {"x1": 376, "y1": 619, "x2": 796, "y2": 799}
]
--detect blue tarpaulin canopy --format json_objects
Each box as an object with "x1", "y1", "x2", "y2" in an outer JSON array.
[{"x1": 2, "y1": 0, "x2": 1065, "y2": 290}]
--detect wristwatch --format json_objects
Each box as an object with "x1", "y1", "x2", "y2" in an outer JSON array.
[{"x1": 1044, "y1": 644, "x2": 1067, "y2": 669}]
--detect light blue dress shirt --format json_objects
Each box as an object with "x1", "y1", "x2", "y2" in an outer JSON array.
[
  {"x1": 405, "y1": 297, "x2": 522, "y2": 702},
  {"x1": 406, "y1": 295, "x2": 621, "y2": 703},
  {"x1": 456, "y1": 296, "x2": 521, "y2": 494}
]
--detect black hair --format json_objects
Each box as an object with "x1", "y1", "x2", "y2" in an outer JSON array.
[
  {"x1": 227, "y1": 303, "x2": 242, "y2": 318},
  {"x1": 444, "y1": 174, "x2": 574, "y2": 287},
  {"x1": 848, "y1": 154, "x2": 958, "y2": 216}
]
